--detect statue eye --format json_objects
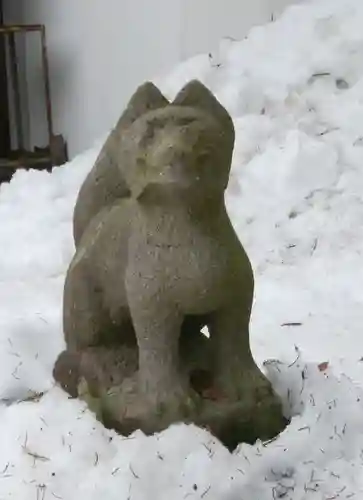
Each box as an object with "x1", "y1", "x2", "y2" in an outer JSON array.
[
  {"x1": 136, "y1": 156, "x2": 147, "y2": 168},
  {"x1": 178, "y1": 117, "x2": 197, "y2": 126},
  {"x1": 139, "y1": 125, "x2": 156, "y2": 148}
]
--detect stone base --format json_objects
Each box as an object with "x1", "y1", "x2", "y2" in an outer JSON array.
[
  {"x1": 54, "y1": 332, "x2": 287, "y2": 451},
  {"x1": 81, "y1": 368, "x2": 287, "y2": 451}
]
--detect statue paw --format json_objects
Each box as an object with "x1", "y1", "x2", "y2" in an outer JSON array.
[
  {"x1": 144, "y1": 385, "x2": 200, "y2": 428},
  {"x1": 96, "y1": 377, "x2": 200, "y2": 436}
]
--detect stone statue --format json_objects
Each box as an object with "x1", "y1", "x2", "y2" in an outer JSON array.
[{"x1": 53, "y1": 80, "x2": 286, "y2": 450}]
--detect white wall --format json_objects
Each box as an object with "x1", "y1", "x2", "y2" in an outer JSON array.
[
  {"x1": 5, "y1": 0, "x2": 302, "y2": 157},
  {"x1": 20, "y1": 0, "x2": 182, "y2": 156}
]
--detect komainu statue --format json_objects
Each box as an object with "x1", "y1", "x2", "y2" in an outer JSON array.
[{"x1": 53, "y1": 80, "x2": 286, "y2": 450}]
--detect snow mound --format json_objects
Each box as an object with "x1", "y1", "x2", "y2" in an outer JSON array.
[
  {"x1": 1, "y1": 362, "x2": 363, "y2": 500},
  {"x1": 1, "y1": 0, "x2": 363, "y2": 497}
]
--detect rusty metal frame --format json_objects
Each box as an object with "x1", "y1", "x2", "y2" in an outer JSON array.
[{"x1": 0, "y1": 24, "x2": 55, "y2": 169}]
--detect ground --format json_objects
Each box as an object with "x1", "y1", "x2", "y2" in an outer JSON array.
[{"x1": 0, "y1": 0, "x2": 363, "y2": 498}]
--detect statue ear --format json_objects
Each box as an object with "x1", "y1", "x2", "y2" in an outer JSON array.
[
  {"x1": 115, "y1": 82, "x2": 169, "y2": 131},
  {"x1": 172, "y1": 80, "x2": 234, "y2": 137}
]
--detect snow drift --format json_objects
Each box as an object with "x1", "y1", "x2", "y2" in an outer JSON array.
[{"x1": 1, "y1": 0, "x2": 363, "y2": 498}]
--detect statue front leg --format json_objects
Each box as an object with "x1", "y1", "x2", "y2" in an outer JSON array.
[
  {"x1": 135, "y1": 303, "x2": 196, "y2": 413},
  {"x1": 207, "y1": 301, "x2": 286, "y2": 443},
  {"x1": 126, "y1": 274, "x2": 198, "y2": 426},
  {"x1": 209, "y1": 301, "x2": 272, "y2": 403}
]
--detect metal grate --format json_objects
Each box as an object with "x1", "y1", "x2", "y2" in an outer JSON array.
[{"x1": 0, "y1": 23, "x2": 67, "y2": 176}]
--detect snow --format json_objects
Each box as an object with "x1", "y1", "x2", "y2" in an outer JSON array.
[{"x1": 2, "y1": 0, "x2": 363, "y2": 497}]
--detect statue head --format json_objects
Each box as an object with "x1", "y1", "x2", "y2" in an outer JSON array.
[{"x1": 119, "y1": 80, "x2": 235, "y2": 204}]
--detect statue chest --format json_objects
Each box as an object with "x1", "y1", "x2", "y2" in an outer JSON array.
[{"x1": 126, "y1": 235, "x2": 231, "y2": 313}]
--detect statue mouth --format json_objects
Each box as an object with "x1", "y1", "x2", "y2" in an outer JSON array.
[{"x1": 135, "y1": 172, "x2": 200, "y2": 201}]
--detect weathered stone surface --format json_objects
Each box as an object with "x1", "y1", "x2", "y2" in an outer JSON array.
[
  {"x1": 73, "y1": 82, "x2": 169, "y2": 246},
  {"x1": 54, "y1": 80, "x2": 286, "y2": 449}
]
